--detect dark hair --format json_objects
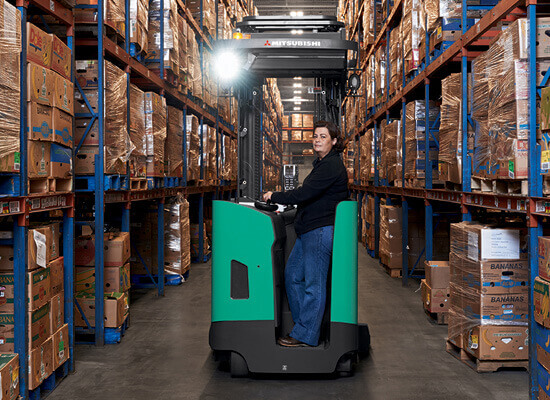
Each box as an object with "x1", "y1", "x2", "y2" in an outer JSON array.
[{"x1": 313, "y1": 120, "x2": 345, "y2": 153}]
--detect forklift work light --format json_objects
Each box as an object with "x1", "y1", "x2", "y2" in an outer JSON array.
[{"x1": 214, "y1": 51, "x2": 242, "y2": 82}]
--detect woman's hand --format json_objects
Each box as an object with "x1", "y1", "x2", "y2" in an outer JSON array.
[{"x1": 263, "y1": 191, "x2": 273, "y2": 202}]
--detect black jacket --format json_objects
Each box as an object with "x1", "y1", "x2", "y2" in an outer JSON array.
[{"x1": 271, "y1": 149, "x2": 349, "y2": 235}]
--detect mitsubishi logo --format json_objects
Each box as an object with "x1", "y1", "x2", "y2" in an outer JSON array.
[{"x1": 264, "y1": 40, "x2": 271, "y2": 46}]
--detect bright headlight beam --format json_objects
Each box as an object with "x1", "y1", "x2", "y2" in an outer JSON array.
[{"x1": 214, "y1": 51, "x2": 241, "y2": 82}]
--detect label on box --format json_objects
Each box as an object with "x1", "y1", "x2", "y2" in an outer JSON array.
[
  {"x1": 469, "y1": 334, "x2": 478, "y2": 349},
  {"x1": 33, "y1": 231, "x2": 47, "y2": 268},
  {"x1": 480, "y1": 229, "x2": 520, "y2": 260},
  {"x1": 468, "y1": 231, "x2": 478, "y2": 261},
  {"x1": 543, "y1": 150, "x2": 550, "y2": 171}
]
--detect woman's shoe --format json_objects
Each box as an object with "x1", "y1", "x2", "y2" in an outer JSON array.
[{"x1": 277, "y1": 335, "x2": 309, "y2": 347}]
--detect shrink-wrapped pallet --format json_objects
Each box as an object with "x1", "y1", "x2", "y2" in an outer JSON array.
[
  {"x1": 379, "y1": 205, "x2": 402, "y2": 269},
  {"x1": 186, "y1": 115, "x2": 200, "y2": 181},
  {"x1": 129, "y1": 0, "x2": 149, "y2": 54},
  {"x1": 145, "y1": 92, "x2": 167, "y2": 177},
  {"x1": 164, "y1": 194, "x2": 190, "y2": 275},
  {"x1": 147, "y1": 0, "x2": 179, "y2": 72},
  {"x1": 165, "y1": 106, "x2": 184, "y2": 177}
]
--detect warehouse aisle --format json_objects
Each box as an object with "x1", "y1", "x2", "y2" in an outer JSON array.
[{"x1": 50, "y1": 246, "x2": 528, "y2": 400}]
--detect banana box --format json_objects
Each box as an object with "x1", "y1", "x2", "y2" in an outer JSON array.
[
  {"x1": 27, "y1": 61, "x2": 54, "y2": 106},
  {"x1": 535, "y1": 277, "x2": 550, "y2": 328},
  {"x1": 0, "y1": 353, "x2": 18, "y2": 400},
  {"x1": 27, "y1": 140, "x2": 50, "y2": 178},
  {"x1": 27, "y1": 23, "x2": 52, "y2": 68}
]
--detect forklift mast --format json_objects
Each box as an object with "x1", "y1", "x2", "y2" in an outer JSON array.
[{"x1": 218, "y1": 15, "x2": 358, "y2": 200}]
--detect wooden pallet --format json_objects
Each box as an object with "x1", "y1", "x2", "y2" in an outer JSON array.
[
  {"x1": 28, "y1": 177, "x2": 72, "y2": 194},
  {"x1": 130, "y1": 178, "x2": 147, "y2": 191},
  {"x1": 425, "y1": 309, "x2": 448, "y2": 325},
  {"x1": 446, "y1": 340, "x2": 529, "y2": 373},
  {"x1": 471, "y1": 177, "x2": 528, "y2": 196},
  {"x1": 381, "y1": 263, "x2": 402, "y2": 278}
]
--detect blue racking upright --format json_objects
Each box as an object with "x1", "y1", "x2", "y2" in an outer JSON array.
[
  {"x1": 342, "y1": 0, "x2": 550, "y2": 395},
  {"x1": 71, "y1": 0, "x2": 238, "y2": 346},
  {"x1": 0, "y1": 0, "x2": 77, "y2": 397}
]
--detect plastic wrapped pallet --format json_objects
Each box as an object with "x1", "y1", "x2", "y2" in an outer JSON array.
[
  {"x1": 178, "y1": 14, "x2": 188, "y2": 92},
  {"x1": 447, "y1": 222, "x2": 528, "y2": 360},
  {"x1": 165, "y1": 105, "x2": 184, "y2": 177},
  {"x1": 379, "y1": 205, "x2": 402, "y2": 269},
  {"x1": 0, "y1": 53, "x2": 20, "y2": 173},
  {"x1": 145, "y1": 92, "x2": 167, "y2": 177},
  {"x1": 164, "y1": 194, "x2": 190, "y2": 276},
  {"x1": 389, "y1": 23, "x2": 402, "y2": 95},
  {"x1": 190, "y1": 223, "x2": 210, "y2": 260},
  {"x1": 188, "y1": 32, "x2": 202, "y2": 99},
  {"x1": 375, "y1": 46, "x2": 386, "y2": 105},
  {"x1": 205, "y1": 125, "x2": 217, "y2": 183},
  {"x1": 404, "y1": 100, "x2": 440, "y2": 181},
  {"x1": 439, "y1": 73, "x2": 462, "y2": 184},
  {"x1": 486, "y1": 20, "x2": 529, "y2": 180},
  {"x1": 129, "y1": 84, "x2": 146, "y2": 178},
  {"x1": 186, "y1": 115, "x2": 200, "y2": 182},
  {"x1": 381, "y1": 120, "x2": 401, "y2": 183},
  {"x1": 129, "y1": 0, "x2": 148, "y2": 54},
  {"x1": 106, "y1": 0, "x2": 125, "y2": 37},
  {"x1": 147, "y1": 0, "x2": 179, "y2": 73},
  {"x1": 105, "y1": 61, "x2": 131, "y2": 174}
]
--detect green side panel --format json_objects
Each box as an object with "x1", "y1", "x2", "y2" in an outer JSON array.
[
  {"x1": 212, "y1": 201, "x2": 275, "y2": 322},
  {"x1": 330, "y1": 201, "x2": 358, "y2": 324}
]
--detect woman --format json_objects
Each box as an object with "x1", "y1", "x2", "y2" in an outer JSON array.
[{"x1": 263, "y1": 120, "x2": 349, "y2": 347}]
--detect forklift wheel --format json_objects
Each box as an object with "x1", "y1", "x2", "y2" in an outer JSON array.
[
  {"x1": 230, "y1": 352, "x2": 249, "y2": 377},
  {"x1": 336, "y1": 353, "x2": 353, "y2": 376}
]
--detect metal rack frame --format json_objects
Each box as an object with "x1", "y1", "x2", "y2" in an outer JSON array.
[
  {"x1": 344, "y1": 0, "x2": 547, "y2": 397},
  {"x1": 72, "y1": 0, "x2": 239, "y2": 346}
]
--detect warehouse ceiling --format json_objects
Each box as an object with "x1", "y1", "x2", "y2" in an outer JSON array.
[{"x1": 254, "y1": 0, "x2": 338, "y2": 17}]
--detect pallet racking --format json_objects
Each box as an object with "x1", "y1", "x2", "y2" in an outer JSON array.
[
  {"x1": 341, "y1": 0, "x2": 548, "y2": 396},
  {"x1": 71, "y1": 0, "x2": 240, "y2": 346}
]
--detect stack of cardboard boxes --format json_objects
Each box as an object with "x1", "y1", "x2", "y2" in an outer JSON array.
[
  {"x1": 404, "y1": 100, "x2": 440, "y2": 185},
  {"x1": 129, "y1": 0, "x2": 149, "y2": 55},
  {"x1": 130, "y1": 206, "x2": 159, "y2": 275},
  {"x1": 165, "y1": 106, "x2": 184, "y2": 178},
  {"x1": 145, "y1": 92, "x2": 167, "y2": 178},
  {"x1": 164, "y1": 194, "x2": 191, "y2": 276},
  {"x1": 0, "y1": 1, "x2": 20, "y2": 177},
  {"x1": 74, "y1": 232, "x2": 131, "y2": 330},
  {"x1": 448, "y1": 222, "x2": 528, "y2": 362},
  {"x1": 421, "y1": 260, "x2": 450, "y2": 319},
  {"x1": 129, "y1": 84, "x2": 147, "y2": 178},
  {"x1": 146, "y1": 0, "x2": 179, "y2": 79},
  {"x1": 186, "y1": 115, "x2": 201, "y2": 183},
  {"x1": 27, "y1": 23, "x2": 74, "y2": 193},
  {"x1": 379, "y1": 204, "x2": 402, "y2": 273},
  {"x1": 75, "y1": 60, "x2": 131, "y2": 176},
  {"x1": 380, "y1": 119, "x2": 400, "y2": 184},
  {"x1": 0, "y1": 223, "x2": 67, "y2": 390},
  {"x1": 533, "y1": 236, "x2": 550, "y2": 394}
]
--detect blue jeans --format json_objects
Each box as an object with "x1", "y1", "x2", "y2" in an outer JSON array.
[{"x1": 285, "y1": 225, "x2": 334, "y2": 346}]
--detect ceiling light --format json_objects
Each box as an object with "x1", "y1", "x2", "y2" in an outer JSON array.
[
  {"x1": 293, "y1": 107, "x2": 301, "y2": 111},
  {"x1": 293, "y1": 83, "x2": 302, "y2": 88},
  {"x1": 294, "y1": 101, "x2": 302, "y2": 105},
  {"x1": 293, "y1": 90, "x2": 302, "y2": 94},
  {"x1": 294, "y1": 77, "x2": 302, "y2": 80}
]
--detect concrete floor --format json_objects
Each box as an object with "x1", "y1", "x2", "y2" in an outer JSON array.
[{"x1": 50, "y1": 245, "x2": 528, "y2": 400}]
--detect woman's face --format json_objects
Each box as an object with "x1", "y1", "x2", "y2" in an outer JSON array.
[{"x1": 313, "y1": 127, "x2": 337, "y2": 159}]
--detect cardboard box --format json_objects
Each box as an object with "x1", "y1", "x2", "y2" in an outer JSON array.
[
  {"x1": 75, "y1": 60, "x2": 99, "y2": 89},
  {"x1": 74, "y1": 90, "x2": 99, "y2": 114},
  {"x1": 0, "y1": 314, "x2": 14, "y2": 352},
  {"x1": 75, "y1": 118, "x2": 99, "y2": 146},
  {"x1": 74, "y1": 292, "x2": 129, "y2": 328},
  {"x1": 27, "y1": 61, "x2": 54, "y2": 106},
  {"x1": 53, "y1": 72, "x2": 74, "y2": 116},
  {"x1": 74, "y1": 145, "x2": 98, "y2": 174},
  {"x1": 539, "y1": 363, "x2": 550, "y2": 400},
  {"x1": 0, "y1": 248, "x2": 14, "y2": 271},
  {"x1": 27, "y1": 102, "x2": 53, "y2": 142},
  {"x1": 52, "y1": 324, "x2": 69, "y2": 370},
  {"x1": 50, "y1": 292, "x2": 63, "y2": 333},
  {"x1": 49, "y1": 257, "x2": 63, "y2": 296},
  {"x1": 539, "y1": 237, "x2": 550, "y2": 281},
  {"x1": 535, "y1": 277, "x2": 550, "y2": 328},
  {"x1": 460, "y1": 290, "x2": 528, "y2": 323},
  {"x1": 27, "y1": 23, "x2": 52, "y2": 68},
  {"x1": 50, "y1": 143, "x2": 72, "y2": 179},
  {"x1": 27, "y1": 140, "x2": 50, "y2": 178},
  {"x1": 50, "y1": 36, "x2": 71, "y2": 80},
  {"x1": 462, "y1": 325, "x2": 528, "y2": 360},
  {"x1": 75, "y1": 232, "x2": 131, "y2": 267},
  {"x1": 52, "y1": 108, "x2": 73, "y2": 148},
  {"x1": 452, "y1": 222, "x2": 522, "y2": 261},
  {"x1": 28, "y1": 337, "x2": 52, "y2": 390},
  {"x1": 425, "y1": 260, "x2": 450, "y2": 289},
  {"x1": 28, "y1": 267, "x2": 50, "y2": 311},
  {"x1": 421, "y1": 279, "x2": 450, "y2": 313},
  {"x1": 0, "y1": 273, "x2": 14, "y2": 313},
  {"x1": 535, "y1": 323, "x2": 550, "y2": 372},
  {"x1": 28, "y1": 226, "x2": 52, "y2": 270},
  {"x1": 76, "y1": 263, "x2": 130, "y2": 294},
  {"x1": 537, "y1": 17, "x2": 550, "y2": 59},
  {"x1": 28, "y1": 302, "x2": 50, "y2": 350},
  {"x1": 450, "y1": 252, "x2": 529, "y2": 294},
  {"x1": 0, "y1": 353, "x2": 19, "y2": 400}
]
